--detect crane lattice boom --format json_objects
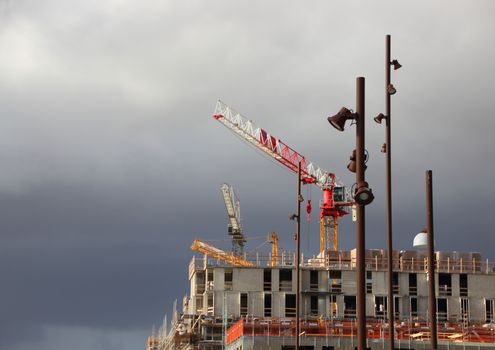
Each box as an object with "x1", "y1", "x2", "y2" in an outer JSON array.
[
  {"x1": 191, "y1": 239, "x2": 255, "y2": 267},
  {"x1": 213, "y1": 100, "x2": 341, "y2": 189},
  {"x1": 220, "y1": 183, "x2": 245, "y2": 255}
]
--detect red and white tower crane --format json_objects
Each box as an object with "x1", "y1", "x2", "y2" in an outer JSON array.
[{"x1": 212, "y1": 100, "x2": 349, "y2": 253}]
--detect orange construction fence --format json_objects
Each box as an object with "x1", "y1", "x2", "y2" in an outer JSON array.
[{"x1": 226, "y1": 317, "x2": 495, "y2": 345}]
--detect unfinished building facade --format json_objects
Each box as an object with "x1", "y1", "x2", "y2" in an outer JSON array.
[{"x1": 152, "y1": 249, "x2": 495, "y2": 350}]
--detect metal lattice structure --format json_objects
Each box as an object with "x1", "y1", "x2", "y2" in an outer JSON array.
[
  {"x1": 213, "y1": 100, "x2": 342, "y2": 188},
  {"x1": 269, "y1": 232, "x2": 279, "y2": 267},
  {"x1": 213, "y1": 100, "x2": 349, "y2": 253},
  {"x1": 190, "y1": 239, "x2": 255, "y2": 267},
  {"x1": 220, "y1": 183, "x2": 245, "y2": 256}
]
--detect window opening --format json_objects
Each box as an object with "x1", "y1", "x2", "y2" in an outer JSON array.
[
  {"x1": 263, "y1": 269, "x2": 271, "y2": 291},
  {"x1": 224, "y1": 269, "x2": 233, "y2": 291},
  {"x1": 460, "y1": 273, "x2": 468, "y2": 297},
  {"x1": 438, "y1": 273, "x2": 452, "y2": 296},
  {"x1": 264, "y1": 293, "x2": 272, "y2": 317},
  {"x1": 437, "y1": 298, "x2": 448, "y2": 321},
  {"x1": 310, "y1": 270, "x2": 318, "y2": 290},
  {"x1": 310, "y1": 295, "x2": 318, "y2": 315},
  {"x1": 344, "y1": 295, "x2": 356, "y2": 318},
  {"x1": 375, "y1": 296, "x2": 387, "y2": 319},
  {"x1": 329, "y1": 270, "x2": 342, "y2": 293},
  {"x1": 409, "y1": 273, "x2": 417, "y2": 295},
  {"x1": 285, "y1": 294, "x2": 296, "y2": 317},
  {"x1": 410, "y1": 297, "x2": 418, "y2": 319},
  {"x1": 366, "y1": 271, "x2": 372, "y2": 294},
  {"x1": 280, "y1": 269, "x2": 292, "y2": 291},
  {"x1": 393, "y1": 272, "x2": 400, "y2": 294},
  {"x1": 486, "y1": 299, "x2": 494, "y2": 323},
  {"x1": 240, "y1": 293, "x2": 248, "y2": 316}
]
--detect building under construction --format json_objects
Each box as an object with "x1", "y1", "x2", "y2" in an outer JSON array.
[
  {"x1": 147, "y1": 248, "x2": 495, "y2": 350},
  {"x1": 146, "y1": 101, "x2": 495, "y2": 349}
]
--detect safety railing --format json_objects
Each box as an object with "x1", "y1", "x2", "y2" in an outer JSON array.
[
  {"x1": 409, "y1": 285, "x2": 418, "y2": 295},
  {"x1": 263, "y1": 281, "x2": 271, "y2": 291},
  {"x1": 438, "y1": 285, "x2": 452, "y2": 296},
  {"x1": 189, "y1": 253, "x2": 495, "y2": 275},
  {"x1": 329, "y1": 284, "x2": 342, "y2": 294},
  {"x1": 279, "y1": 280, "x2": 292, "y2": 292}
]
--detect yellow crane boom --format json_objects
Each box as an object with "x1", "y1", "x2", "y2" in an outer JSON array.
[{"x1": 190, "y1": 239, "x2": 255, "y2": 267}]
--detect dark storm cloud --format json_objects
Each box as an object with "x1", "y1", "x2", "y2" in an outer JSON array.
[
  {"x1": 1, "y1": 0, "x2": 495, "y2": 349},
  {"x1": 0, "y1": 184, "x2": 193, "y2": 347}
]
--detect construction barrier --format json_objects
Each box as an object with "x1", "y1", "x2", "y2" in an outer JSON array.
[{"x1": 225, "y1": 317, "x2": 495, "y2": 345}]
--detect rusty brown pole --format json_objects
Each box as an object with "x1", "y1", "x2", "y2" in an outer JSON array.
[
  {"x1": 426, "y1": 169, "x2": 438, "y2": 349},
  {"x1": 295, "y1": 161, "x2": 302, "y2": 349},
  {"x1": 385, "y1": 34, "x2": 395, "y2": 350},
  {"x1": 355, "y1": 77, "x2": 367, "y2": 350},
  {"x1": 328, "y1": 77, "x2": 372, "y2": 350}
]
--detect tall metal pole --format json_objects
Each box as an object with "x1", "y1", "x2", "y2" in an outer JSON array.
[
  {"x1": 385, "y1": 34, "x2": 395, "y2": 350},
  {"x1": 295, "y1": 161, "x2": 302, "y2": 350},
  {"x1": 355, "y1": 77, "x2": 367, "y2": 350},
  {"x1": 426, "y1": 170, "x2": 438, "y2": 349}
]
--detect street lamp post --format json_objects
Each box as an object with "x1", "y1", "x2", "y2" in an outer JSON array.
[
  {"x1": 385, "y1": 34, "x2": 395, "y2": 350},
  {"x1": 375, "y1": 34, "x2": 402, "y2": 350},
  {"x1": 293, "y1": 161, "x2": 303, "y2": 350},
  {"x1": 355, "y1": 77, "x2": 367, "y2": 350},
  {"x1": 328, "y1": 77, "x2": 373, "y2": 350},
  {"x1": 296, "y1": 161, "x2": 302, "y2": 350},
  {"x1": 426, "y1": 170, "x2": 438, "y2": 350}
]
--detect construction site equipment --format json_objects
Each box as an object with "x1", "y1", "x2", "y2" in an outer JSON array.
[
  {"x1": 190, "y1": 239, "x2": 255, "y2": 267},
  {"x1": 213, "y1": 100, "x2": 349, "y2": 253},
  {"x1": 220, "y1": 183, "x2": 246, "y2": 256},
  {"x1": 268, "y1": 232, "x2": 279, "y2": 267}
]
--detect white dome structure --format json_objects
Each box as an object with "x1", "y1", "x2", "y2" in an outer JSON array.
[{"x1": 413, "y1": 231, "x2": 428, "y2": 250}]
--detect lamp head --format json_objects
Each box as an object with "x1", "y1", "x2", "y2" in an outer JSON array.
[
  {"x1": 346, "y1": 149, "x2": 367, "y2": 173},
  {"x1": 347, "y1": 150, "x2": 356, "y2": 173},
  {"x1": 391, "y1": 59, "x2": 402, "y2": 70},
  {"x1": 327, "y1": 107, "x2": 357, "y2": 131},
  {"x1": 374, "y1": 113, "x2": 387, "y2": 124},
  {"x1": 347, "y1": 159, "x2": 356, "y2": 173},
  {"x1": 354, "y1": 181, "x2": 374, "y2": 205},
  {"x1": 387, "y1": 84, "x2": 397, "y2": 95}
]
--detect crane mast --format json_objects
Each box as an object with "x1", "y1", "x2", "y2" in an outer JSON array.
[
  {"x1": 220, "y1": 183, "x2": 246, "y2": 256},
  {"x1": 268, "y1": 232, "x2": 280, "y2": 267},
  {"x1": 213, "y1": 100, "x2": 349, "y2": 253}
]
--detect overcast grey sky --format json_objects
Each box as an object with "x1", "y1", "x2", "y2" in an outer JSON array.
[{"x1": 1, "y1": 1, "x2": 495, "y2": 349}]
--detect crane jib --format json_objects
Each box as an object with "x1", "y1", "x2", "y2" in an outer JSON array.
[{"x1": 216, "y1": 114, "x2": 319, "y2": 185}]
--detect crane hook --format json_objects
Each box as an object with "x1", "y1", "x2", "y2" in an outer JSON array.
[{"x1": 306, "y1": 199, "x2": 312, "y2": 222}]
